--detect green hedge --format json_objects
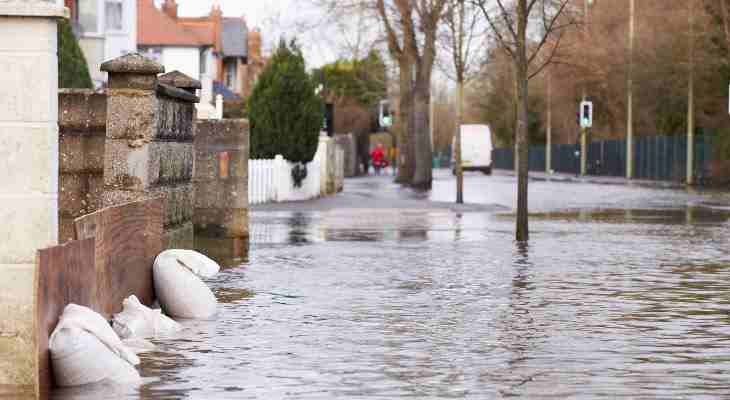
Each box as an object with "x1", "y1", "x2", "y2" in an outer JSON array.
[{"x1": 58, "y1": 19, "x2": 92, "y2": 89}]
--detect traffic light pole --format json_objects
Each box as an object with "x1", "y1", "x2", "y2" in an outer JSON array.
[{"x1": 581, "y1": 128, "x2": 588, "y2": 176}]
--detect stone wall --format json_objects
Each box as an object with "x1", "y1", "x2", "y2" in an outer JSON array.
[
  {"x1": 193, "y1": 119, "x2": 249, "y2": 240},
  {"x1": 56, "y1": 55, "x2": 200, "y2": 249},
  {"x1": 58, "y1": 90, "x2": 106, "y2": 243},
  {"x1": 335, "y1": 133, "x2": 358, "y2": 177}
]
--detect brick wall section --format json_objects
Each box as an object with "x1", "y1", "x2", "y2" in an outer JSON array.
[
  {"x1": 193, "y1": 119, "x2": 249, "y2": 239},
  {"x1": 58, "y1": 90, "x2": 106, "y2": 243}
]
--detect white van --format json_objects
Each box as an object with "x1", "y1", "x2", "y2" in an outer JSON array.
[{"x1": 452, "y1": 124, "x2": 493, "y2": 174}]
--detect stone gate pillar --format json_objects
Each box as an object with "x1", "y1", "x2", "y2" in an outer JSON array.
[
  {"x1": 99, "y1": 53, "x2": 165, "y2": 206},
  {"x1": 0, "y1": 0, "x2": 66, "y2": 389}
]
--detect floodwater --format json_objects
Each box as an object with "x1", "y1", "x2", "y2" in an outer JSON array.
[{"x1": 51, "y1": 171, "x2": 730, "y2": 399}]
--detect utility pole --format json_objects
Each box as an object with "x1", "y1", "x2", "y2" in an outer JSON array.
[
  {"x1": 687, "y1": 0, "x2": 695, "y2": 185},
  {"x1": 626, "y1": 0, "x2": 635, "y2": 179},
  {"x1": 430, "y1": 86, "x2": 435, "y2": 150},
  {"x1": 546, "y1": 69, "x2": 552, "y2": 173},
  {"x1": 456, "y1": 83, "x2": 464, "y2": 203}
]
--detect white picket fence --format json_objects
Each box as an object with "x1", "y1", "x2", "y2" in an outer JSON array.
[
  {"x1": 248, "y1": 158, "x2": 276, "y2": 204},
  {"x1": 248, "y1": 155, "x2": 322, "y2": 204}
]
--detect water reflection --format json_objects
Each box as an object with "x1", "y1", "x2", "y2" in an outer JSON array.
[
  {"x1": 194, "y1": 236, "x2": 249, "y2": 269},
  {"x1": 43, "y1": 188, "x2": 730, "y2": 399},
  {"x1": 288, "y1": 212, "x2": 311, "y2": 245}
]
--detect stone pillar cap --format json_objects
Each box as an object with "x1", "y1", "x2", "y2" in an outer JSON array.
[
  {"x1": 0, "y1": 1, "x2": 68, "y2": 18},
  {"x1": 159, "y1": 71, "x2": 202, "y2": 91},
  {"x1": 101, "y1": 53, "x2": 164, "y2": 75}
]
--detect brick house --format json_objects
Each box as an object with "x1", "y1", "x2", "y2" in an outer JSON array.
[{"x1": 136, "y1": 0, "x2": 266, "y2": 103}]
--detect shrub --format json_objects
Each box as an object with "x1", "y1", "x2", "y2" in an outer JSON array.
[
  {"x1": 58, "y1": 19, "x2": 93, "y2": 89},
  {"x1": 248, "y1": 39, "x2": 323, "y2": 163}
]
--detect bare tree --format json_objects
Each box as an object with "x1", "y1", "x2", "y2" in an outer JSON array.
[
  {"x1": 442, "y1": 0, "x2": 486, "y2": 204},
  {"x1": 378, "y1": 0, "x2": 448, "y2": 189},
  {"x1": 471, "y1": 0, "x2": 575, "y2": 241}
]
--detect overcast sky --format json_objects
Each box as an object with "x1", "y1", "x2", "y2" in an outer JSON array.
[{"x1": 168, "y1": 0, "x2": 339, "y2": 68}]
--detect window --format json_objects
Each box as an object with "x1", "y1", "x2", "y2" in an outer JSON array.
[
  {"x1": 77, "y1": 0, "x2": 99, "y2": 34},
  {"x1": 225, "y1": 61, "x2": 236, "y2": 90},
  {"x1": 199, "y1": 49, "x2": 207, "y2": 75},
  {"x1": 105, "y1": 0, "x2": 123, "y2": 31}
]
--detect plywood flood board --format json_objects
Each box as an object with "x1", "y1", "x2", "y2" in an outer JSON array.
[
  {"x1": 35, "y1": 198, "x2": 163, "y2": 393},
  {"x1": 74, "y1": 197, "x2": 164, "y2": 318},
  {"x1": 35, "y1": 238, "x2": 96, "y2": 396}
]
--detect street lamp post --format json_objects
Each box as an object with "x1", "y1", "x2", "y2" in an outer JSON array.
[
  {"x1": 686, "y1": 0, "x2": 695, "y2": 185},
  {"x1": 626, "y1": 0, "x2": 635, "y2": 179}
]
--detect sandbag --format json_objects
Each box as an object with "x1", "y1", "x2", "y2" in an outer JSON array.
[
  {"x1": 49, "y1": 304, "x2": 140, "y2": 387},
  {"x1": 153, "y1": 250, "x2": 218, "y2": 319},
  {"x1": 122, "y1": 338, "x2": 157, "y2": 355},
  {"x1": 173, "y1": 249, "x2": 220, "y2": 278},
  {"x1": 112, "y1": 295, "x2": 182, "y2": 339}
]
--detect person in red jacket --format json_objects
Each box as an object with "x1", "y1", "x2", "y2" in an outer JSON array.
[{"x1": 370, "y1": 143, "x2": 388, "y2": 175}]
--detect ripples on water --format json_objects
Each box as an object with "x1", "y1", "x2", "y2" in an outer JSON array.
[{"x1": 50, "y1": 178, "x2": 730, "y2": 399}]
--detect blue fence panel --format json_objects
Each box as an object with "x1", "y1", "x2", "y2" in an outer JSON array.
[
  {"x1": 493, "y1": 148, "x2": 514, "y2": 170},
  {"x1": 490, "y1": 133, "x2": 713, "y2": 183},
  {"x1": 529, "y1": 146, "x2": 546, "y2": 172}
]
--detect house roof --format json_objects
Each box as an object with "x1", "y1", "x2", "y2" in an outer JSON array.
[
  {"x1": 222, "y1": 18, "x2": 247, "y2": 57},
  {"x1": 213, "y1": 81, "x2": 242, "y2": 101},
  {"x1": 137, "y1": 0, "x2": 209, "y2": 47}
]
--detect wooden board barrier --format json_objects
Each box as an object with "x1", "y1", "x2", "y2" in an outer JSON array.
[
  {"x1": 74, "y1": 197, "x2": 164, "y2": 318},
  {"x1": 35, "y1": 238, "x2": 96, "y2": 395},
  {"x1": 34, "y1": 197, "x2": 164, "y2": 394}
]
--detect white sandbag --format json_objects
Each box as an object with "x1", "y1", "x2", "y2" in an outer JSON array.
[
  {"x1": 122, "y1": 338, "x2": 156, "y2": 355},
  {"x1": 49, "y1": 304, "x2": 140, "y2": 387},
  {"x1": 165, "y1": 249, "x2": 220, "y2": 278},
  {"x1": 154, "y1": 251, "x2": 218, "y2": 319},
  {"x1": 112, "y1": 295, "x2": 182, "y2": 339}
]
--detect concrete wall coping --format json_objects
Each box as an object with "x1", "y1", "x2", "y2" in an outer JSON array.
[
  {"x1": 159, "y1": 71, "x2": 201, "y2": 92},
  {"x1": 59, "y1": 88, "x2": 106, "y2": 95},
  {"x1": 101, "y1": 53, "x2": 164, "y2": 75},
  {"x1": 157, "y1": 83, "x2": 199, "y2": 104},
  {"x1": 0, "y1": 1, "x2": 68, "y2": 18}
]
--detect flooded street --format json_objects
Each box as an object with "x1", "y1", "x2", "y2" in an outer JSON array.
[{"x1": 55, "y1": 171, "x2": 730, "y2": 399}]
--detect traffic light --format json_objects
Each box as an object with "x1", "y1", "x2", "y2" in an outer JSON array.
[
  {"x1": 379, "y1": 100, "x2": 392, "y2": 129},
  {"x1": 580, "y1": 100, "x2": 593, "y2": 129}
]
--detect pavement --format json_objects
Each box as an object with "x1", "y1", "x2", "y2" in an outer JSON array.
[
  {"x1": 250, "y1": 173, "x2": 508, "y2": 213},
  {"x1": 493, "y1": 169, "x2": 686, "y2": 189}
]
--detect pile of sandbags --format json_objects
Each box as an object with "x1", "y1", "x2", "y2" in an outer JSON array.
[
  {"x1": 153, "y1": 249, "x2": 220, "y2": 319},
  {"x1": 49, "y1": 250, "x2": 221, "y2": 388},
  {"x1": 112, "y1": 295, "x2": 182, "y2": 339},
  {"x1": 49, "y1": 304, "x2": 141, "y2": 387}
]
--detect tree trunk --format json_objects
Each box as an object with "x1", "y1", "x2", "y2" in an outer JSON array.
[
  {"x1": 412, "y1": 82, "x2": 433, "y2": 190},
  {"x1": 456, "y1": 80, "x2": 464, "y2": 204},
  {"x1": 721, "y1": 0, "x2": 730, "y2": 51},
  {"x1": 396, "y1": 59, "x2": 415, "y2": 184}
]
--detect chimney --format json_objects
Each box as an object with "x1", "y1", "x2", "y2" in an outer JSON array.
[
  {"x1": 210, "y1": 1, "x2": 223, "y2": 53},
  {"x1": 161, "y1": 0, "x2": 178, "y2": 19},
  {"x1": 248, "y1": 28, "x2": 262, "y2": 60}
]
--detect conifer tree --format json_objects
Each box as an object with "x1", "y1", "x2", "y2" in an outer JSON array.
[{"x1": 248, "y1": 39, "x2": 324, "y2": 163}]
